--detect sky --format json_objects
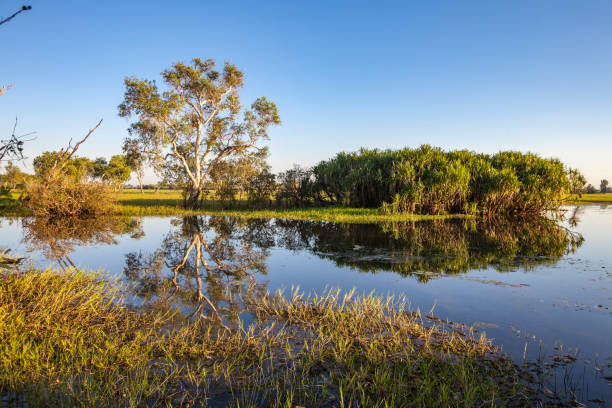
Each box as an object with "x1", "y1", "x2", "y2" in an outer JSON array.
[{"x1": 1, "y1": 0, "x2": 611, "y2": 185}]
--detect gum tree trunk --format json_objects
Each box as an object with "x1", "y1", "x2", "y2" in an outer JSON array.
[{"x1": 185, "y1": 186, "x2": 202, "y2": 210}]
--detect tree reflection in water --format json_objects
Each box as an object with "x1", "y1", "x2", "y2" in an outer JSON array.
[
  {"x1": 20, "y1": 213, "x2": 582, "y2": 321},
  {"x1": 272, "y1": 217, "x2": 584, "y2": 281},
  {"x1": 121, "y1": 215, "x2": 583, "y2": 322},
  {"x1": 21, "y1": 216, "x2": 143, "y2": 270},
  {"x1": 123, "y1": 216, "x2": 269, "y2": 326}
]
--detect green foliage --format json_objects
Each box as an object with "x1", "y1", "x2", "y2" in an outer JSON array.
[
  {"x1": 122, "y1": 138, "x2": 146, "y2": 192},
  {"x1": 33, "y1": 151, "x2": 92, "y2": 183},
  {"x1": 313, "y1": 145, "x2": 571, "y2": 217},
  {"x1": 277, "y1": 165, "x2": 315, "y2": 207},
  {"x1": 89, "y1": 157, "x2": 108, "y2": 180},
  {"x1": 601, "y1": 179, "x2": 609, "y2": 193},
  {"x1": 0, "y1": 162, "x2": 27, "y2": 189},
  {"x1": 247, "y1": 169, "x2": 276, "y2": 207},
  {"x1": 1, "y1": 268, "x2": 545, "y2": 407},
  {"x1": 209, "y1": 148, "x2": 270, "y2": 208},
  {"x1": 567, "y1": 168, "x2": 586, "y2": 195},
  {"x1": 104, "y1": 154, "x2": 131, "y2": 189}
]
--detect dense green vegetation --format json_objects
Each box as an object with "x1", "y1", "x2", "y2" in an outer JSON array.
[
  {"x1": 1, "y1": 267, "x2": 562, "y2": 407},
  {"x1": 311, "y1": 146, "x2": 571, "y2": 217}
]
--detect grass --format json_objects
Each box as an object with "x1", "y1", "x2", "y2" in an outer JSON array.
[
  {"x1": 0, "y1": 267, "x2": 560, "y2": 407},
  {"x1": 563, "y1": 193, "x2": 612, "y2": 204},
  {"x1": 114, "y1": 190, "x2": 470, "y2": 223}
]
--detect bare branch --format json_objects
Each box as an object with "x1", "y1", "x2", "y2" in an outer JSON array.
[
  {"x1": 51, "y1": 119, "x2": 103, "y2": 173},
  {"x1": 0, "y1": 117, "x2": 36, "y2": 161},
  {"x1": 0, "y1": 84, "x2": 14, "y2": 96},
  {"x1": 0, "y1": 5, "x2": 32, "y2": 26}
]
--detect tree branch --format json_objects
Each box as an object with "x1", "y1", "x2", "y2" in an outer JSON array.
[
  {"x1": 52, "y1": 119, "x2": 102, "y2": 173},
  {"x1": 0, "y1": 5, "x2": 32, "y2": 26}
]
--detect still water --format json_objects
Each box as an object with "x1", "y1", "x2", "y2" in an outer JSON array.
[{"x1": 1, "y1": 205, "x2": 611, "y2": 403}]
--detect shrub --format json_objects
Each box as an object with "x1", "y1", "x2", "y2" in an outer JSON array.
[
  {"x1": 312, "y1": 145, "x2": 571, "y2": 217},
  {"x1": 22, "y1": 173, "x2": 114, "y2": 217}
]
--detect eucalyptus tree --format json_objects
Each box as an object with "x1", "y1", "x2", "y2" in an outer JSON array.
[
  {"x1": 122, "y1": 138, "x2": 146, "y2": 193},
  {"x1": 118, "y1": 58, "x2": 280, "y2": 209}
]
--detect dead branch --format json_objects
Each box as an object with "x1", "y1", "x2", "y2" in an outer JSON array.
[
  {"x1": 0, "y1": 5, "x2": 32, "y2": 26},
  {"x1": 51, "y1": 119, "x2": 103, "y2": 173},
  {"x1": 0, "y1": 117, "x2": 36, "y2": 161},
  {"x1": 0, "y1": 84, "x2": 14, "y2": 96}
]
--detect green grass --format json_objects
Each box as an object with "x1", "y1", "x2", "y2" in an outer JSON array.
[
  {"x1": 563, "y1": 193, "x2": 612, "y2": 204},
  {"x1": 0, "y1": 267, "x2": 557, "y2": 407},
  {"x1": 115, "y1": 190, "x2": 470, "y2": 223}
]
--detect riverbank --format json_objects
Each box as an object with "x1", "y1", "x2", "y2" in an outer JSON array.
[{"x1": 0, "y1": 267, "x2": 557, "y2": 407}]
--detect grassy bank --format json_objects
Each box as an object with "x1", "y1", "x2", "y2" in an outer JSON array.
[
  {"x1": 5, "y1": 189, "x2": 609, "y2": 222},
  {"x1": 563, "y1": 193, "x2": 612, "y2": 204},
  {"x1": 0, "y1": 267, "x2": 555, "y2": 407},
  {"x1": 114, "y1": 190, "x2": 470, "y2": 222}
]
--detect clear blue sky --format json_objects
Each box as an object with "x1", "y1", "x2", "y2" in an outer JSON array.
[{"x1": 2, "y1": 0, "x2": 611, "y2": 185}]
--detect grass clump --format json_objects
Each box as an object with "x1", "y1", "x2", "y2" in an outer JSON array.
[{"x1": 0, "y1": 268, "x2": 559, "y2": 407}]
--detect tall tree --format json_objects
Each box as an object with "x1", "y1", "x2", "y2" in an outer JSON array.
[
  {"x1": 601, "y1": 179, "x2": 609, "y2": 194},
  {"x1": 118, "y1": 58, "x2": 280, "y2": 209},
  {"x1": 122, "y1": 139, "x2": 146, "y2": 193}
]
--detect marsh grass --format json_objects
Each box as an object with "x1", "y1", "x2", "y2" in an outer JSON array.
[{"x1": 0, "y1": 268, "x2": 573, "y2": 407}]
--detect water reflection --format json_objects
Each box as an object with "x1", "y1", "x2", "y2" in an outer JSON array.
[
  {"x1": 113, "y1": 215, "x2": 584, "y2": 312},
  {"x1": 20, "y1": 216, "x2": 143, "y2": 270},
  {"x1": 123, "y1": 216, "x2": 268, "y2": 324},
  {"x1": 271, "y1": 218, "x2": 583, "y2": 281},
  {"x1": 18, "y1": 214, "x2": 583, "y2": 298}
]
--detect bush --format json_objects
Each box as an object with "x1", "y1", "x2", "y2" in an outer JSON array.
[
  {"x1": 22, "y1": 174, "x2": 114, "y2": 217},
  {"x1": 312, "y1": 145, "x2": 570, "y2": 217}
]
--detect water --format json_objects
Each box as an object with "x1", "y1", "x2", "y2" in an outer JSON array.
[{"x1": 1, "y1": 205, "x2": 611, "y2": 404}]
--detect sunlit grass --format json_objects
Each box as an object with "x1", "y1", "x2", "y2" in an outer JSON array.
[
  {"x1": 0, "y1": 267, "x2": 545, "y2": 407},
  {"x1": 564, "y1": 193, "x2": 612, "y2": 204},
  {"x1": 114, "y1": 189, "x2": 471, "y2": 222}
]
